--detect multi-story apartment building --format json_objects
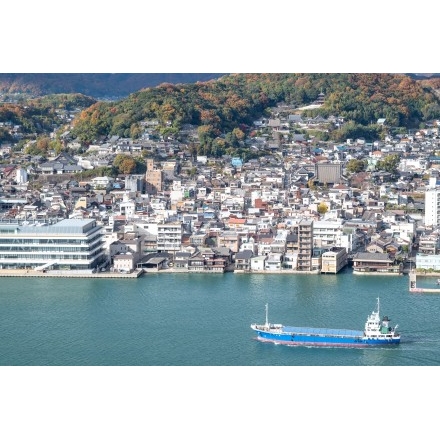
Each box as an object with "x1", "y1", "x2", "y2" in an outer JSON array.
[
  {"x1": 418, "y1": 234, "x2": 440, "y2": 255},
  {"x1": 424, "y1": 182, "x2": 440, "y2": 227},
  {"x1": 297, "y1": 219, "x2": 313, "y2": 271},
  {"x1": 313, "y1": 219, "x2": 345, "y2": 249},
  {"x1": 0, "y1": 219, "x2": 105, "y2": 270},
  {"x1": 145, "y1": 159, "x2": 163, "y2": 195},
  {"x1": 157, "y1": 222, "x2": 183, "y2": 254},
  {"x1": 425, "y1": 186, "x2": 440, "y2": 226}
]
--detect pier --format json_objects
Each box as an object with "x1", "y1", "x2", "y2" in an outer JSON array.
[{"x1": 409, "y1": 270, "x2": 440, "y2": 293}]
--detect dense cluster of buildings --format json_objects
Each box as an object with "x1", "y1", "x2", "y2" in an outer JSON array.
[{"x1": 2, "y1": 103, "x2": 440, "y2": 275}]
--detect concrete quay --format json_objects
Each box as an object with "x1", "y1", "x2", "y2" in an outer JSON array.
[
  {"x1": 0, "y1": 267, "x2": 321, "y2": 278},
  {"x1": 0, "y1": 268, "x2": 145, "y2": 278}
]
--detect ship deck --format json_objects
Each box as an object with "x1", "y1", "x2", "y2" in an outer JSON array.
[{"x1": 281, "y1": 326, "x2": 364, "y2": 338}]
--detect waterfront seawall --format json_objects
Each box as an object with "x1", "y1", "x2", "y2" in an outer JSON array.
[{"x1": 0, "y1": 269, "x2": 145, "y2": 278}]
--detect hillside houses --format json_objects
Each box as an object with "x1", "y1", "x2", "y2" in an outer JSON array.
[{"x1": 3, "y1": 107, "x2": 440, "y2": 274}]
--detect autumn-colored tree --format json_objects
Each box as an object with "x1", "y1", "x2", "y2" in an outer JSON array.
[
  {"x1": 113, "y1": 154, "x2": 136, "y2": 174},
  {"x1": 232, "y1": 127, "x2": 245, "y2": 140},
  {"x1": 37, "y1": 137, "x2": 50, "y2": 152},
  {"x1": 317, "y1": 202, "x2": 328, "y2": 215},
  {"x1": 68, "y1": 73, "x2": 440, "y2": 148}
]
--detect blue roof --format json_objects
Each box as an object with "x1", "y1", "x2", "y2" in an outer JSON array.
[{"x1": 231, "y1": 157, "x2": 243, "y2": 166}]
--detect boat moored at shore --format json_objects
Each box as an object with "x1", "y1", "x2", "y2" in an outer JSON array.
[{"x1": 251, "y1": 299, "x2": 400, "y2": 347}]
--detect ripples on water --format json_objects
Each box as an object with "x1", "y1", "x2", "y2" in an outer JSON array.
[{"x1": 0, "y1": 272, "x2": 439, "y2": 366}]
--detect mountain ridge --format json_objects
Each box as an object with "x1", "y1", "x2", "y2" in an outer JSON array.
[{"x1": 0, "y1": 73, "x2": 227, "y2": 99}]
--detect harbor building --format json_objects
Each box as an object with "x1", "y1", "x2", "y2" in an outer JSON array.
[{"x1": 0, "y1": 219, "x2": 105, "y2": 270}]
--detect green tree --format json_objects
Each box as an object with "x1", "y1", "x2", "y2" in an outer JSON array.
[
  {"x1": 376, "y1": 154, "x2": 400, "y2": 174},
  {"x1": 130, "y1": 123, "x2": 143, "y2": 139},
  {"x1": 0, "y1": 127, "x2": 13, "y2": 143},
  {"x1": 197, "y1": 125, "x2": 218, "y2": 152},
  {"x1": 50, "y1": 138, "x2": 63, "y2": 155},
  {"x1": 346, "y1": 158, "x2": 367, "y2": 174}
]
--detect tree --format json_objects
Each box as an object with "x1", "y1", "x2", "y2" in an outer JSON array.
[
  {"x1": 232, "y1": 127, "x2": 245, "y2": 141},
  {"x1": 376, "y1": 154, "x2": 400, "y2": 174},
  {"x1": 113, "y1": 154, "x2": 136, "y2": 174},
  {"x1": 212, "y1": 137, "x2": 226, "y2": 157},
  {"x1": 130, "y1": 123, "x2": 143, "y2": 139},
  {"x1": 346, "y1": 158, "x2": 367, "y2": 174},
  {"x1": 25, "y1": 136, "x2": 51, "y2": 155},
  {"x1": 0, "y1": 127, "x2": 13, "y2": 143},
  {"x1": 197, "y1": 125, "x2": 218, "y2": 152},
  {"x1": 50, "y1": 138, "x2": 63, "y2": 155},
  {"x1": 37, "y1": 137, "x2": 50, "y2": 152},
  {"x1": 317, "y1": 202, "x2": 328, "y2": 215},
  {"x1": 186, "y1": 167, "x2": 197, "y2": 177},
  {"x1": 134, "y1": 158, "x2": 147, "y2": 174}
]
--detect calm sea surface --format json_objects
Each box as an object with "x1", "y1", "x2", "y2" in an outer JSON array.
[{"x1": 1, "y1": 269, "x2": 440, "y2": 366}]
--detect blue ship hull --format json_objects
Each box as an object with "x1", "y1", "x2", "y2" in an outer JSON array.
[
  {"x1": 253, "y1": 326, "x2": 400, "y2": 347},
  {"x1": 251, "y1": 301, "x2": 401, "y2": 348}
]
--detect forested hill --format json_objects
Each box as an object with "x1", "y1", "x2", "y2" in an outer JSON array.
[
  {"x1": 70, "y1": 73, "x2": 440, "y2": 144},
  {"x1": 0, "y1": 73, "x2": 226, "y2": 98}
]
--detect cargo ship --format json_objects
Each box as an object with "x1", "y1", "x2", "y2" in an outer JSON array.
[{"x1": 250, "y1": 298, "x2": 400, "y2": 347}]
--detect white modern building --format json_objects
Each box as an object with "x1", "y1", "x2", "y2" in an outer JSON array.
[
  {"x1": 313, "y1": 219, "x2": 356, "y2": 250},
  {"x1": 0, "y1": 219, "x2": 105, "y2": 270},
  {"x1": 157, "y1": 222, "x2": 183, "y2": 253},
  {"x1": 415, "y1": 253, "x2": 440, "y2": 271},
  {"x1": 424, "y1": 186, "x2": 440, "y2": 227}
]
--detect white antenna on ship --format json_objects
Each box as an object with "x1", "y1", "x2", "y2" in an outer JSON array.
[
  {"x1": 265, "y1": 303, "x2": 269, "y2": 327},
  {"x1": 376, "y1": 297, "x2": 380, "y2": 315}
]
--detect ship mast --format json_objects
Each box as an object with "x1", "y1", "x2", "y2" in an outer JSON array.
[
  {"x1": 376, "y1": 297, "x2": 380, "y2": 315},
  {"x1": 265, "y1": 303, "x2": 269, "y2": 327}
]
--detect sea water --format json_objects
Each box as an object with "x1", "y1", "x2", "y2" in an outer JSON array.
[{"x1": 0, "y1": 269, "x2": 439, "y2": 366}]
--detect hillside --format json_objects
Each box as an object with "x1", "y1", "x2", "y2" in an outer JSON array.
[
  {"x1": 70, "y1": 73, "x2": 440, "y2": 145},
  {"x1": 0, "y1": 73, "x2": 226, "y2": 99}
]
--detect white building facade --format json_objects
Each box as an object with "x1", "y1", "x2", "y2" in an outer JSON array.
[
  {"x1": 424, "y1": 187, "x2": 440, "y2": 227},
  {"x1": 0, "y1": 219, "x2": 105, "y2": 270}
]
